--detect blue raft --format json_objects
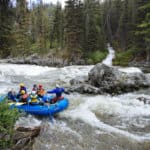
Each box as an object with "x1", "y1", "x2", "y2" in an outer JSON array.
[
  {"x1": 13, "y1": 98, "x2": 69, "y2": 116},
  {"x1": 0, "y1": 94, "x2": 69, "y2": 116}
]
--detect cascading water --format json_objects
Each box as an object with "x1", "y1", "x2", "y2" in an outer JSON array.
[
  {"x1": 0, "y1": 46, "x2": 150, "y2": 150},
  {"x1": 102, "y1": 43, "x2": 115, "y2": 66}
]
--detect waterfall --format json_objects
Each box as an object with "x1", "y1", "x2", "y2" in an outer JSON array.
[{"x1": 102, "y1": 43, "x2": 115, "y2": 66}]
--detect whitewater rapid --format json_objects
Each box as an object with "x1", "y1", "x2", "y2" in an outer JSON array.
[
  {"x1": 0, "y1": 63, "x2": 150, "y2": 141},
  {"x1": 0, "y1": 46, "x2": 150, "y2": 150}
]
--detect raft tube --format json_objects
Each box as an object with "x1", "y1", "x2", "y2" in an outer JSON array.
[{"x1": 10, "y1": 98, "x2": 69, "y2": 116}]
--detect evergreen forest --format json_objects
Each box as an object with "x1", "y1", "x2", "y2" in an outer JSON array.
[{"x1": 0, "y1": 0, "x2": 150, "y2": 65}]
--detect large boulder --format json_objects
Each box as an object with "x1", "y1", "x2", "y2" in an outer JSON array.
[{"x1": 88, "y1": 63, "x2": 149, "y2": 94}]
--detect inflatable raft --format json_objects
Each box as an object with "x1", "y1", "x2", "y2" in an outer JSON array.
[
  {"x1": 10, "y1": 98, "x2": 69, "y2": 116},
  {"x1": 0, "y1": 95, "x2": 69, "y2": 116}
]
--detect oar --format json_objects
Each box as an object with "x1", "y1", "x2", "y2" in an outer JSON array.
[{"x1": 8, "y1": 102, "x2": 26, "y2": 106}]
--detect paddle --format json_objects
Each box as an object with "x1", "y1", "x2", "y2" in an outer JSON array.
[{"x1": 8, "y1": 102, "x2": 26, "y2": 106}]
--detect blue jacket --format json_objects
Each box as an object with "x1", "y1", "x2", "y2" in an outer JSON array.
[
  {"x1": 8, "y1": 91, "x2": 17, "y2": 101},
  {"x1": 47, "y1": 87, "x2": 65, "y2": 97}
]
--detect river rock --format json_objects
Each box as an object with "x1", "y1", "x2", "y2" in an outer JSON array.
[
  {"x1": 70, "y1": 63, "x2": 150, "y2": 94},
  {"x1": 70, "y1": 76, "x2": 88, "y2": 85},
  {"x1": 88, "y1": 63, "x2": 149, "y2": 94},
  {"x1": 0, "y1": 53, "x2": 86, "y2": 67},
  {"x1": 129, "y1": 61, "x2": 150, "y2": 73},
  {"x1": 12, "y1": 126, "x2": 41, "y2": 150},
  {"x1": 137, "y1": 97, "x2": 150, "y2": 104},
  {"x1": 68, "y1": 84, "x2": 102, "y2": 94}
]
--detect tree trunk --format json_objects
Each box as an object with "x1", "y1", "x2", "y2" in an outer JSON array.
[{"x1": 146, "y1": 49, "x2": 150, "y2": 63}]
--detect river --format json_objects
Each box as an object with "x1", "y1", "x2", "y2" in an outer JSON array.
[{"x1": 0, "y1": 46, "x2": 150, "y2": 150}]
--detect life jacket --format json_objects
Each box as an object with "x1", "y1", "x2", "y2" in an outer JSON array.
[
  {"x1": 21, "y1": 94, "x2": 29, "y2": 102},
  {"x1": 37, "y1": 88, "x2": 45, "y2": 96},
  {"x1": 30, "y1": 94, "x2": 38, "y2": 103}
]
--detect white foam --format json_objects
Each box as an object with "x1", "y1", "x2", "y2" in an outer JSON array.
[
  {"x1": 62, "y1": 65, "x2": 93, "y2": 77},
  {"x1": 118, "y1": 67, "x2": 142, "y2": 73},
  {"x1": 64, "y1": 93, "x2": 150, "y2": 141},
  {"x1": 15, "y1": 115, "x2": 42, "y2": 128},
  {"x1": 0, "y1": 63, "x2": 56, "y2": 76},
  {"x1": 57, "y1": 65, "x2": 94, "y2": 84}
]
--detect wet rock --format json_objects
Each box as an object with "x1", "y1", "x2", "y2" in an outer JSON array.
[
  {"x1": 137, "y1": 97, "x2": 150, "y2": 104},
  {"x1": 70, "y1": 76, "x2": 88, "y2": 85},
  {"x1": 129, "y1": 61, "x2": 150, "y2": 73},
  {"x1": 68, "y1": 84, "x2": 102, "y2": 94},
  {"x1": 12, "y1": 126, "x2": 41, "y2": 150},
  {"x1": 88, "y1": 63, "x2": 149, "y2": 94},
  {"x1": 0, "y1": 53, "x2": 86, "y2": 67},
  {"x1": 70, "y1": 63, "x2": 150, "y2": 94}
]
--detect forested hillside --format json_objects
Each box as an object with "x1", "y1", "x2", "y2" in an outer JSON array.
[{"x1": 0, "y1": 0, "x2": 149, "y2": 65}]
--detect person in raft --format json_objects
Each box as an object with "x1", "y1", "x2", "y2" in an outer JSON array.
[
  {"x1": 32, "y1": 84, "x2": 38, "y2": 92},
  {"x1": 37, "y1": 84, "x2": 45, "y2": 98},
  {"x1": 47, "y1": 84, "x2": 65, "y2": 104},
  {"x1": 8, "y1": 89, "x2": 17, "y2": 101},
  {"x1": 19, "y1": 90, "x2": 29, "y2": 102},
  {"x1": 29, "y1": 91, "x2": 39, "y2": 103},
  {"x1": 17, "y1": 83, "x2": 27, "y2": 99}
]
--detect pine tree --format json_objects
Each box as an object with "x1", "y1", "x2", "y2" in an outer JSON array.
[
  {"x1": 117, "y1": 0, "x2": 130, "y2": 50},
  {"x1": 136, "y1": 1, "x2": 150, "y2": 62},
  {"x1": 83, "y1": 0, "x2": 105, "y2": 54},
  {"x1": 12, "y1": 0, "x2": 31, "y2": 56},
  {"x1": 65, "y1": 0, "x2": 84, "y2": 60},
  {"x1": 0, "y1": 0, "x2": 13, "y2": 58},
  {"x1": 36, "y1": 0, "x2": 46, "y2": 53},
  {"x1": 53, "y1": 2, "x2": 63, "y2": 48}
]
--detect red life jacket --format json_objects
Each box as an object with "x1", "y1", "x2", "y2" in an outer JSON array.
[{"x1": 21, "y1": 94, "x2": 29, "y2": 102}]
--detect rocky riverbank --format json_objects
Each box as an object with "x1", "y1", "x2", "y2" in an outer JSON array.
[
  {"x1": 0, "y1": 56, "x2": 149, "y2": 74},
  {"x1": 0, "y1": 53, "x2": 86, "y2": 67},
  {"x1": 129, "y1": 61, "x2": 150, "y2": 73}
]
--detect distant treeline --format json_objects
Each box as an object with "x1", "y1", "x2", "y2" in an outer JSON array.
[{"x1": 0, "y1": 0, "x2": 149, "y2": 64}]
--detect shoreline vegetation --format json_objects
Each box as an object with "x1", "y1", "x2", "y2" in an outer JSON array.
[
  {"x1": 0, "y1": 100, "x2": 20, "y2": 149},
  {"x1": 0, "y1": 0, "x2": 149, "y2": 66},
  {"x1": 0, "y1": 49, "x2": 108, "y2": 67}
]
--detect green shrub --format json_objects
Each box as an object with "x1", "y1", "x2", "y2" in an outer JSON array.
[
  {"x1": 113, "y1": 49, "x2": 136, "y2": 66},
  {"x1": 0, "y1": 101, "x2": 20, "y2": 149},
  {"x1": 86, "y1": 58, "x2": 94, "y2": 64},
  {"x1": 88, "y1": 50, "x2": 108, "y2": 64}
]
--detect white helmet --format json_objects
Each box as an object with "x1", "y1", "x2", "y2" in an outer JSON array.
[
  {"x1": 31, "y1": 91, "x2": 36, "y2": 95},
  {"x1": 56, "y1": 84, "x2": 60, "y2": 88}
]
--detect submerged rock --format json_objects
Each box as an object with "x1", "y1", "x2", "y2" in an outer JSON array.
[{"x1": 137, "y1": 97, "x2": 150, "y2": 104}]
